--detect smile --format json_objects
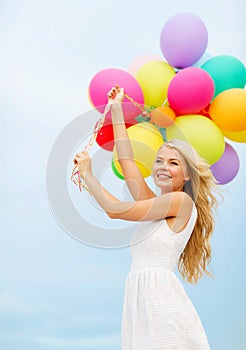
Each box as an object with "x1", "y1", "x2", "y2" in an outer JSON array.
[{"x1": 157, "y1": 173, "x2": 171, "y2": 179}]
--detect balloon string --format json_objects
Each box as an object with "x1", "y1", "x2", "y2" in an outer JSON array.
[
  {"x1": 71, "y1": 90, "x2": 150, "y2": 192},
  {"x1": 161, "y1": 98, "x2": 168, "y2": 107}
]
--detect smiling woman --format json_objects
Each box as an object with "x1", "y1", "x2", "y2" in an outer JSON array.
[
  {"x1": 73, "y1": 86, "x2": 220, "y2": 349},
  {"x1": 153, "y1": 146, "x2": 191, "y2": 193},
  {"x1": 1, "y1": 0, "x2": 245, "y2": 349}
]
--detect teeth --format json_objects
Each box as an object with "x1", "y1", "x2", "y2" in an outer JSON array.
[{"x1": 158, "y1": 174, "x2": 170, "y2": 179}]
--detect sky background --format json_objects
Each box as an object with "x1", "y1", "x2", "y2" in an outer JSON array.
[{"x1": 1, "y1": 0, "x2": 246, "y2": 349}]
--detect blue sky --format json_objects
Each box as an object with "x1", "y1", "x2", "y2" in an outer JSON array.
[{"x1": 1, "y1": 0, "x2": 246, "y2": 349}]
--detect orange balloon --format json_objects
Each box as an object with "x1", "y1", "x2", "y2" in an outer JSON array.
[
  {"x1": 222, "y1": 128, "x2": 246, "y2": 143},
  {"x1": 209, "y1": 88, "x2": 246, "y2": 131},
  {"x1": 150, "y1": 106, "x2": 176, "y2": 128}
]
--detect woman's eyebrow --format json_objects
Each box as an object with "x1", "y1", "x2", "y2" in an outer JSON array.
[
  {"x1": 170, "y1": 158, "x2": 180, "y2": 162},
  {"x1": 156, "y1": 156, "x2": 180, "y2": 162}
]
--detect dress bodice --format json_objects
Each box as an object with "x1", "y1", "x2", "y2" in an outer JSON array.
[{"x1": 129, "y1": 204, "x2": 198, "y2": 272}]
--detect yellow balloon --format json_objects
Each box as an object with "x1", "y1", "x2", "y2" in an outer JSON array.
[
  {"x1": 166, "y1": 115, "x2": 225, "y2": 164},
  {"x1": 87, "y1": 87, "x2": 94, "y2": 108},
  {"x1": 209, "y1": 88, "x2": 246, "y2": 131},
  {"x1": 113, "y1": 122, "x2": 164, "y2": 178},
  {"x1": 136, "y1": 60, "x2": 175, "y2": 108},
  {"x1": 222, "y1": 128, "x2": 246, "y2": 143}
]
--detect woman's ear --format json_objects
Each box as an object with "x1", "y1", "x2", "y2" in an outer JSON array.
[{"x1": 185, "y1": 175, "x2": 190, "y2": 181}]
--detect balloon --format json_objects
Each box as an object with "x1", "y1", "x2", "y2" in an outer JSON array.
[
  {"x1": 128, "y1": 54, "x2": 163, "y2": 77},
  {"x1": 113, "y1": 122, "x2": 164, "y2": 178},
  {"x1": 210, "y1": 143, "x2": 240, "y2": 184},
  {"x1": 88, "y1": 68, "x2": 144, "y2": 122},
  {"x1": 201, "y1": 55, "x2": 246, "y2": 98},
  {"x1": 160, "y1": 13, "x2": 208, "y2": 68},
  {"x1": 96, "y1": 121, "x2": 133, "y2": 151},
  {"x1": 222, "y1": 129, "x2": 246, "y2": 143},
  {"x1": 167, "y1": 67, "x2": 214, "y2": 115},
  {"x1": 112, "y1": 160, "x2": 124, "y2": 180},
  {"x1": 150, "y1": 105, "x2": 176, "y2": 128},
  {"x1": 197, "y1": 104, "x2": 212, "y2": 119},
  {"x1": 166, "y1": 115, "x2": 225, "y2": 164},
  {"x1": 209, "y1": 88, "x2": 246, "y2": 131},
  {"x1": 136, "y1": 60, "x2": 175, "y2": 108}
]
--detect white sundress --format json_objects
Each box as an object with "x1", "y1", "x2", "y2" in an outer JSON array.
[{"x1": 121, "y1": 204, "x2": 210, "y2": 350}]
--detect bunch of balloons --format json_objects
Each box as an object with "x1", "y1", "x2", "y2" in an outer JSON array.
[{"x1": 87, "y1": 12, "x2": 246, "y2": 185}]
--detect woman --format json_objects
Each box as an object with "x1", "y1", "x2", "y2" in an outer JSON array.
[{"x1": 74, "y1": 86, "x2": 219, "y2": 349}]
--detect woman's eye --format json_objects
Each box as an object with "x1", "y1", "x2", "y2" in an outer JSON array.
[
  {"x1": 171, "y1": 162, "x2": 178, "y2": 165},
  {"x1": 156, "y1": 160, "x2": 161, "y2": 163}
]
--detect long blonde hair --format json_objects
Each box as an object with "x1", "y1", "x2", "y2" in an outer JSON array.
[{"x1": 163, "y1": 139, "x2": 222, "y2": 284}]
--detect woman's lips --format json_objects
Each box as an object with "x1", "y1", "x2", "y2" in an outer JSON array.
[{"x1": 157, "y1": 173, "x2": 171, "y2": 179}]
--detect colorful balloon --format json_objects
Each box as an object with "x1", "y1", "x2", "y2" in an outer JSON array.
[
  {"x1": 96, "y1": 121, "x2": 134, "y2": 151},
  {"x1": 222, "y1": 129, "x2": 246, "y2": 143},
  {"x1": 136, "y1": 60, "x2": 175, "y2": 108},
  {"x1": 150, "y1": 105, "x2": 176, "y2": 128},
  {"x1": 128, "y1": 54, "x2": 163, "y2": 77},
  {"x1": 112, "y1": 160, "x2": 124, "y2": 180},
  {"x1": 160, "y1": 13, "x2": 208, "y2": 68},
  {"x1": 197, "y1": 104, "x2": 212, "y2": 119},
  {"x1": 210, "y1": 143, "x2": 240, "y2": 184},
  {"x1": 201, "y1": 55, "x2": 246, "y2": 98},
  {"x1": 209, "y1": 88, "x2": 246, "y2": 131},
  {"x1": 113, "y1": 122, "x2": 164, "y2": 178},
  {"x1": 167, "y1": 67, "x2": 214, "y2": 115},
  {"x1": 88, "y1": 68, "x2": 144, "y2": 122},
  {"x1": 166, "y1": 115, "x2": 225, "y2": 164}
]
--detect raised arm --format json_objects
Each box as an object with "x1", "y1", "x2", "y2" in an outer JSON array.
[
  {"x1": 108, "y1": 86, "x2": 155, "y2": 200},
  {"x1": 74, "y1": 151, "x2": 194, "y2": 230}
]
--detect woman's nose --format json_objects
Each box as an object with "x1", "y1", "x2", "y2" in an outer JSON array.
[{"x1": 159, "y1": 161, "x2": 168, "y2": 169}]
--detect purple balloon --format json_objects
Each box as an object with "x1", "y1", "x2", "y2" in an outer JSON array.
[
  {"x1": 210, "y1": 143, "x2": 240, "y2": 184},
  {"x1": 160, "y1": 13, "x2": 208, "y2": 68}
]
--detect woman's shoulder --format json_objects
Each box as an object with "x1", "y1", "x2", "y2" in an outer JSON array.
[{"x1": 165, "y1": 195, "x2": 197, "y2": 234}]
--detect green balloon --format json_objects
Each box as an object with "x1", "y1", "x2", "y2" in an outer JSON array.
[
  {"x1": 201, "y1": 55, "x2": 246, "y2": 98},
  {"x1": 111, "y1": 160, "x2": 124, "y2": 180}
]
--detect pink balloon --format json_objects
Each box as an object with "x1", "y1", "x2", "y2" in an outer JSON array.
[
  {"x1": 167, "y1": 67, "x2": 214, "y2": 115},
  {"x1": 128, "y1": 54, "x2": 163, "y2": 76},
  {"x1": 88, "y1": 68, "x2": 144, "y2": 122},
  {"x1": 210, "y1": 143, "x2": 240, "y2": 184}
]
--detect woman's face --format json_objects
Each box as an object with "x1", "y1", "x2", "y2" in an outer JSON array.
[{"x1": 152, "y1": 146, "x2": 190, "y2": 194}]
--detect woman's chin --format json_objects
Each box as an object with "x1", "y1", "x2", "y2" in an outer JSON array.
[
  {"x1": 155, "y1": 178, "x2": 171, "y2": 187},
  {"x1": 155, "y1": 183, "x2": 173, "y2": 193}
]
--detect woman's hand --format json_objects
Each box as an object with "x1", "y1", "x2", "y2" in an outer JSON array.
[
  {"x1": 73, "y1": 150, "x2": 92, "y2": 180},
  {"x1": 107, "y1": 84, "x2": 124, "y2": 104}
]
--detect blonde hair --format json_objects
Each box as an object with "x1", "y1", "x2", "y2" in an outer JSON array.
[{"x1": 162, "y1": 139, "x2": 222, "y2": 284}]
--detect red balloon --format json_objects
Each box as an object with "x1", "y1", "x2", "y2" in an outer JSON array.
[
  {"x1": 197, "y1": 104, "x2": 212, "y2": 119},
  {"x1": 96, "y1": 120, "x2": 134, "y2": 151}
]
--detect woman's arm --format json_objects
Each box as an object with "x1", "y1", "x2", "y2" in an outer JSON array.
[
  {"x1": 86, "y1": 173, "x2": 193, "y2": 223},
  {"x1": 74, "y1": 151, "x2": 193, "y2": 226},
  {"x1": 109, "y1": 86, "x2": 155, "y2": 201}
]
